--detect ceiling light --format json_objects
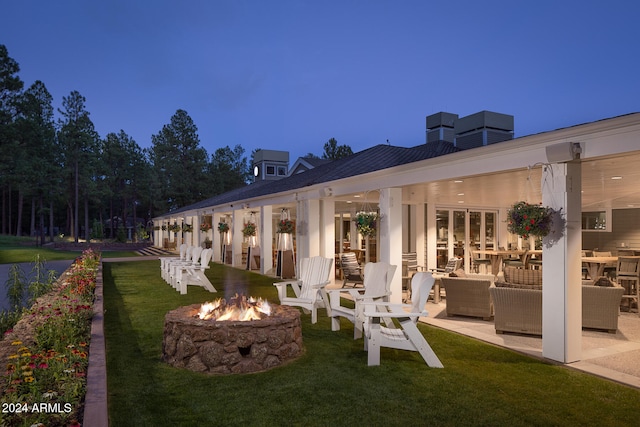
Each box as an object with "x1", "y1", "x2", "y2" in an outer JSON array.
[
  {"x1": 454, "y1": 180, "x2": 463, "y2": 183},
  {"x1": 457, "y1": 200, "x2": 464, "y2": 204},
  {"x1": 457, "y1": 193, "x2": 464, "y2": 196},
  {"x1": 611, "y1": 176, "x2": 622, "y2": 180},
  {"x1": 353, "y1": 194, "x2": 361, "y2": 198}
]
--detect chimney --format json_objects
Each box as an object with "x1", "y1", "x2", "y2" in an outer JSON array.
[
  {"x1": 426, "y1": 112, "x2": 458, "y2": 144},
  {"x1": 454, "y1": 111, "x2": 514, "y2": 149}
]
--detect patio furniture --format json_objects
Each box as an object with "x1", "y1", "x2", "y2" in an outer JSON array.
[
  {"x1": 441, "y1": 273, "x2": 495, "y2": 320},
  {"x1": 362, "y1": 271, "x2": 443, "y2": 367},
  {"x1": 617, "y1": 256, "x2": 640, "y2": 314},
  {"x1": 402, "y1": 252, "x2": 424, "y2": 301},
  {"x1": 175, "y1": 248, "x2": 216, "y2": 295},
  {"x1": 273, "y1": 256, "x2": 333, "y2": 324},
  {"x1": 339, "y1": 252, "x2": 363, "y2": 288},
  {"x1": 169, "y1": 246, "x2": 203, "y2": 289},
  {"x1": 328, "y1": 262, "x2": 396, "y2": 339},
  {"x1": 490, "y1": 276, "x2": 625, "y2": 335},
  {"x1": 471, "y1": 250, "x2": 492, "y2": 274},
  {"x1": 162, "y1": 245, "x2": 195, "y2": 284},
  {"x1": 160, "y1": 244, "x2": 187, "y2": 282},
  {"x1": 431, "y1": 257, "x2": 463, "y2": 303},
  {"x1": 592, "y1": 251, "x2": 617, "y2": 279},
  {"x1": 582, "y1": 256, "x2": 619, "y2": 280}
]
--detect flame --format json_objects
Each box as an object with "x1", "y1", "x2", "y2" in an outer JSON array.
[{"x1": 196, "y1": 294, "x2": 271, "y2": 321}]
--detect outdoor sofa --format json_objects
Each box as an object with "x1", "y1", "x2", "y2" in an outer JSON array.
[
  {"x1": 441, "y1": 271, "x2": 496, "y2": 320},
  {"x1": 489, "y1": 267, "x2": 624, "y2": 335}
]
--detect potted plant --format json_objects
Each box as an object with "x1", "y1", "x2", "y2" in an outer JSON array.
[
  {"x1": 200, "y1": 222, "x2": 212, "y2": 233},
  {"x1": 182, "y1": 223, "x2": 193, "y2": 233},
  {"x1": 218, "y1": 222, "x2": 229, "y2": 233},
  {"x1": 507, "y1": 201, "x2": 556, "y2": 239},
  {"x1": 242, "y1": 222, "x2": 256, "y2": 237},
  {"x1": 355, "y1": 211, "x2": 378, "y2": 237},
  {"x1": 277, "y1": 218, "x2": 295, "y2": 234},
  {"x1": 168, "y1": 223, "x2": 181, "y2": 233}
]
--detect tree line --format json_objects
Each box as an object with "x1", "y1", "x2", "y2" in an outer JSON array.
[
  {"x1": 0, "y1": 45, "x2": 252, "y2": 243},
  {"x1": 0, "y1": 45, "x2": 353, "y2": 244}
]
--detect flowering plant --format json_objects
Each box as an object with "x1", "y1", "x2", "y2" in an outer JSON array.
[
  {"x1": 168, "y1": 223, "x2": 181, "y2": 233},
  {"x1": 507, "y1": 201, "x2": 555, "y2": 239},
  {"x1": 242, "y1": 222, "x2": 256, "y2": 237},
  {"x1": 355, "y1": 211, "x2": 378, "y2": 237},
  {"x1": 182, "y1": 224, "x2": 193, "y2": 233},
  {"x1": 218, "y1": 222, "x2": 229, "y2": 233},
  {"x1": 200, "y1": 222, "x2": 212, "y2": 232},
  {"x1": 0, "y1": 248, "x2": 99, "y2": 426},
  {"x1": 277, "y1": 219, "x2": 295, "y2": 234},
  {"x1": 161, "y1": 225, "x2": 167, "y2": 231}
]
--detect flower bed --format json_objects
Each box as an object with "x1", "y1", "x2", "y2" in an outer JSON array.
[{"x1": 0, "y1": 248, "x2": 100, "y2": 427}]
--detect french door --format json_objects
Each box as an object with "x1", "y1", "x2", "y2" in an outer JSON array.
[{"x1": 436, "y1": 208, "x2": 497, "y2": 271}]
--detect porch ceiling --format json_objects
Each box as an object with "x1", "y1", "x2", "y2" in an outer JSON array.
[{"x1": 333, "y1": 151, "x2": 640, "y2": 213}]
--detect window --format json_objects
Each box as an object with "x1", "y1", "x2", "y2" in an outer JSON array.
[
  {"x1": 277, "y1": 166, "x2": 287, "y2": 176},
  {"x1": 266, "y1": 165, "x2": 276, "y2": 175}
]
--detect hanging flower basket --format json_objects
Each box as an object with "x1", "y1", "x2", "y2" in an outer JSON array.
[
  {"x1": 167, "y1": 223, "x2": 181, "y2": 233},
  {"x1": 277, "y1": 219, "x2": 295, "y2": 234},
  {"x1": 355, "y1": 211, "x2": 378, "y2": 237},
  {"x1": 161, "y1": 225, "x2": 167, "y2": 231},
  {"x1": 507, "y1": 201, "x2": 556, "y2": 239},
  {"x1": 200, "y1": 222, "x2": 212, "y2": 232},
  {"x1": 242, "y1": 222, "x2": 256, "y2": 237},
  {"x1": 218, "y1": 222, "x2": 229, "y2": 233},
  {"x1": 183, "y1": 224, "x2": 193, "y2": 233}
]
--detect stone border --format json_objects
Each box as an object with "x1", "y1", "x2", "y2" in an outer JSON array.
[{"x1": 83, "y1": 262, "x2": 108, "y2": 426}]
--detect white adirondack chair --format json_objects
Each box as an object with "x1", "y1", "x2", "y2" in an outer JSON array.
[
  {"x1": 169, "y1": 246, "x2": 203, "y2": 288},
  {"x1": 175, "y1": 248, "x2": 216, "y2": 295},
  {"x1": 362, "y1": 271, "x2": 443, "y2": 368},
  {"x1": 273, "y1": 256, "x2": 333, "y2": 324},
  {"x1": 162, "y1": 245, "x2": 194, "y2": 283},
  {"x1": 160, "y1": 244, "x2": 187, "y2": 282},
  {"x1": 328, "y1": 262, "x2": 396, "y2": 339}
]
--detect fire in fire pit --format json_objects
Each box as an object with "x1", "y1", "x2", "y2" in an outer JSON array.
[
  {"x1": 163, "y1": 295, "x2": 303, "y2": 374},
  {"x1": 197, "y1": 294, "x2": 271, "y2": 321}
]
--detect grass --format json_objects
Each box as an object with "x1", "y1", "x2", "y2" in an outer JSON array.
[
  {"x1": 0, "y1": 235, "x2": 139, "y2": 263},
  {"x1": 104, "y1": 260, "x2": 640, "y2": 427}
]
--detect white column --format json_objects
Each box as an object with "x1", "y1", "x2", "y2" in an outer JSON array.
[
  {"x1": 415, "y1": 204, "x2": 426, "y2": 269},
  {"x1": 260, "y1": 205, "x2": 273, "y2": 275},
  {"x1": 379, "y1": 188, "x2": 403, "y2": 303},
  {"x1": 232, "y1": 210, "x2": 244, "y2": 267},
  {"x1": 297, "y1": 199, "x2": 320, "y2": 260},
  {"x1": 192, "y1": 215, "x2": 201, "y2": 247},
  {"x1": 426, "y1": 203, "x2": 437, "y2": 270},
  {"x1": 542, "y1": 161, "x2": 582, "y2": 363},
  {"x1": 321, "y1": 199, "x2": 336, "y2": 278}
]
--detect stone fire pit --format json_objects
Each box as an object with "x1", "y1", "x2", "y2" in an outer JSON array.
[{"x1": 162, "y1": 303, "x2": 303, "y2": 374}]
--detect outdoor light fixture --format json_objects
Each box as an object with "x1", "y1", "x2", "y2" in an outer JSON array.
[{"x1": 545, "y1": 142, "x2": 583, "y2": 163}]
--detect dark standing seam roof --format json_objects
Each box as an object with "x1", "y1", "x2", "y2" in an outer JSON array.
[{"x1": 162, "y1": 141, "x2": 460, "y2": 217}]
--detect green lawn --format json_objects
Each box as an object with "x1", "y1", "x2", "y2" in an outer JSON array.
[
  {"x1": 104, "y1": 260, "x2": 640, "y2": 427},
  {"x1": 0, "y1": 235, "x2": 139, "y2": 263}
]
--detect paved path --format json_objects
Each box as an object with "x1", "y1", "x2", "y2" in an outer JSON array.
[{"x1": 0, "y1": 260, "x2": 74, "y2": 311}]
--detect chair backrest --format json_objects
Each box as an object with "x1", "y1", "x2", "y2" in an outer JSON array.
[
  {"x1": 199, "y1": 248, "x2": 212, "y2": 267},
  {"x1": 444, "y1": 258, "x2": 462, "y2": 273},
  {"x1": 402, "y1": 252, "x2": 418, "y2": 272},
  {"x1": 410, "y1": 272, "x2": 436, "y2": 318},
  {"x1": 190, "y1": 246, "x2": 203, "y2": 264},
  {"x1": 298, "y1": 256, "x2": 333, "y2": 299},
  {"x1": 593, "y1": 251, "x2": 612, "y2": 257},
  {"x1": 363, "y1": 262, "x2": 397, "y2": 297},
  {"x1": 617, "y1": 257, "x2": 640, "y2": 278},
  {"x1": 179, "y1": 244, "x2": 188, "y2": 259},
  {"x1": 184, "y1": 246, "x2": 194, "y2": 262},
  {"x1": 340, "y1": 252, "x2": 360, "y2": 275}
]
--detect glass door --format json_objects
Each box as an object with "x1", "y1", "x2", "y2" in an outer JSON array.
[{"x1": 437, "y1": 208, "x2": 498, "y2": 272}]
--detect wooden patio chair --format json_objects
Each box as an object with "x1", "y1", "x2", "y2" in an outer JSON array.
[{"x1": 175, "y1": 248, "x2": 216, "y2": 295}]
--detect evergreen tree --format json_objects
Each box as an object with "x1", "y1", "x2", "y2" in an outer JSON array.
[{"x1": 322, "y1": 137, "x2": 353, "y2": 160}]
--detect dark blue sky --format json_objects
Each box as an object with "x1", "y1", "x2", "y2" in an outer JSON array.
[{"x1": 4, "y1": 1, "x2": 639, "y2": 161}]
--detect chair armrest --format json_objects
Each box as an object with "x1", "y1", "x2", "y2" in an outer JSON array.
[
  {"x1": 327, "y1": 288, "x2": 365, "y2": 298},
  {"x1": 363, "y1": 309, "x2": 427, "y2": 319},
  {"x1": 354, "y1": 291, "x2": 391, "y2": 301},
  {"x1": 311, "y1": 280, "x2": 331, "y2": 289}
]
